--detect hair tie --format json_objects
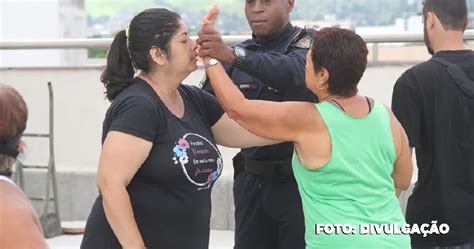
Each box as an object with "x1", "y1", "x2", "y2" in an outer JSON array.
[
  {"x1": 124, "y1": 26, "x2": 136, "y2": 69},
  {"x1": 125, "y1": 26, "x2": 130, "y2": 38}
]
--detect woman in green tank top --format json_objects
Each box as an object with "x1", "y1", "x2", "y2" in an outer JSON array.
[{"x1": 203, "y1": 24, "x2": 413, "y2": 248}]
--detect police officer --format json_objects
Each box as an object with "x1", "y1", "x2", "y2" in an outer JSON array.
[{"x1": 198, "y1": 1, "x2": 316, "y2": 249}]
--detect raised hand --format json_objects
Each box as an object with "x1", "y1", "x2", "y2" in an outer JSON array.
[
  {"x1": 201, "y1": 5, "x2": 220, "y2": 30},
  {"x1": 198, "y1": 5, "x2": 235, "y2": 64}
]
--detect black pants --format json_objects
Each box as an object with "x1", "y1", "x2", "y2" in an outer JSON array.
[
  {"x1": 412, "y1": 242, "x2": 474, "y2": 249},
  {"x1": 233, "y1": 170, "x2": 305, "y2": 249}
]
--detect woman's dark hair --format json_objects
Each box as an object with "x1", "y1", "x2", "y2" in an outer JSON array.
[
  {"x1": 0, "y1": 84, "x2": 28, "y2": 176},
  {"x1": 310, "y1": 28, "x2": 368, "y2": 97},
  {"x1": 101, "y1": 8, "x2": 181, "y2": 101}
]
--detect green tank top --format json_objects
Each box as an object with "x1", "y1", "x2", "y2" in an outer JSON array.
[{"x1": 292, "y1": 101, "x2": 410, "y2": 249}]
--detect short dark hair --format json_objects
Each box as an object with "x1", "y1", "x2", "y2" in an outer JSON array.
[
  {"x1": 423, "y1": 0, "x2": 468, "y2": 31},
  {"x1": 310, "y1": 28, "x2": 368, "y2": 97},
  {"x1": 101, "y1": 8, "x2": 181, "y2": 101}
]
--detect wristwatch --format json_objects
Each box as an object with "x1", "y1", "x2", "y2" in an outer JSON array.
[
  {"x1": 205, "y1": 58, "x2": 220, "y2": 69},
  {"x1": 233, "y1": 46, "x2": 246, "y2": 67}
]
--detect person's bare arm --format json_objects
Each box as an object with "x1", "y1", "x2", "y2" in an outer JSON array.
[
  {"x1": 387, "y1": 108, "x2": 413, "y2": 197},
  {"x1": 201, "y1": 6, "x2": 315, "y2": 143},
  {"x1": 97, "y1": 131, "x2": 152, "y2": 249},
  {"x1": 211, "y1": 113, "x2": 280, "y2": 148},
  {"x1": 206, "y1": 62, "x2": 315, "y2": 143},
  {"x1": 0, "y1": 183, "x2": 49, "y2": 249}
]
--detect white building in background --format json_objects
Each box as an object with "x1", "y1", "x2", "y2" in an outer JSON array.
[
  {"x1": 0, "y1": 0, "x2": 87, "y2": 67},
  {"x1": 356, "y1": 15, "x2": 424, "y2": 35},
  {"x1": 292, "y1": 19, "x2": 354, "y2": 31}
]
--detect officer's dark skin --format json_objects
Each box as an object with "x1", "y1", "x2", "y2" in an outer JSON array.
[{"x1": 197, "y1": 0, "x2": 295, "y2": 64}]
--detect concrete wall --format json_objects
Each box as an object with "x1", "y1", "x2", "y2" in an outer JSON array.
[
  {"x1": 19, "y1": 171, "x2": 236, "y2": 230},
  {"x1": 1, "y1": 65, "x2": 415, "y2": 229}
]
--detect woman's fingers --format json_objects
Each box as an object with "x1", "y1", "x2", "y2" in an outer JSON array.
[{"x1": 201, "y1": 5, "x2": 220, "y2": 29}]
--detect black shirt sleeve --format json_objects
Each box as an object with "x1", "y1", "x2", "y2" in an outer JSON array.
[
  {"x1": 235, "y1": 47, "x2": 308, "y2": 91},
  {"x1": 391, "y1": 69, "x2": 423, "y2": 148},
  {"x1": 109, "y1": 96, "x2": 159, "y2": 142}
]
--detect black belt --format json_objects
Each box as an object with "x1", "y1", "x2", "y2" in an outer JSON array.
[{"x1": 244, "y1": 158, "x2": 293, "y2": 178}]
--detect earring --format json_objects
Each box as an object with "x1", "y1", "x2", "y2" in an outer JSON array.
[{"x1": 316, "y1": 83, "x2": 325, "y2": 90}]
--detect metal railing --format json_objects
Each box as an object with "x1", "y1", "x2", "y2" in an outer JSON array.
[
  {"x1": 1, "y1": 31, "x2": 473, "y2": 65},
  {"x1": 0, "y1": 35, "x2": 248, "y2": 49}
]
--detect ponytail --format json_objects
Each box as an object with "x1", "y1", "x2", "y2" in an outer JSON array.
[
  {"x1": 101, "y1": 8, "x2": 182, "y2": 101},
  {"x1": 101, "y1": 30, "x2": 135, "y2": 101}
]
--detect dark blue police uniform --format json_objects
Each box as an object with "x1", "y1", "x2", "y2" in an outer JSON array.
[{"x1": 202, "y1": 23, "x2": 317, "y2": 249}]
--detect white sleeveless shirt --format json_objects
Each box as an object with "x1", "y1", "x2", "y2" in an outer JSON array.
[{"x1": 0, "y1": 175, "x2": 15, "y2": 185}]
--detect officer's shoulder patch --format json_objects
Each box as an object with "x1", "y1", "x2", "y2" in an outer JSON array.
[{"x1": 293, "y1": 35, "x2": 313, "y2": 49}]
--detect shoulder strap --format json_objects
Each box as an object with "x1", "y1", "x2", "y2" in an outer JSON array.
[
  {"x1": 431, "y1": 56, "x2": 474, "y2": 98},
  {"x1": 365, "y1": 96, "x2": 374, "y2": 112},
  {"x1": 328, "y1": 99, "x2": 346, "y2": 113}
]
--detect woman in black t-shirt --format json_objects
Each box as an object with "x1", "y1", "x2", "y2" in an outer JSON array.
[{"x1": 80, "y1": 8, "x2": 274, "y2": 249}]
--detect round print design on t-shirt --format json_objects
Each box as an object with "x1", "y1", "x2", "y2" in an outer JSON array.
[{"x1": 171, "y1": 133, "x2": 222, "y2": 191}]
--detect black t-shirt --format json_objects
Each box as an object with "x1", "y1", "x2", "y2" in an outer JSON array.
[
  {"x1": 392, "y1": 50, "x2": 474, "y2": 246},
  {"x1": 81, "y1": 79, "x2": 225, "y2": 249}
]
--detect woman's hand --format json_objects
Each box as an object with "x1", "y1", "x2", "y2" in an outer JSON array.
[
  {"x1": 201, "y1": 5, "x2": 220, "y2": 30},
  {"x1": 199, "y1": 5, "x2": 220, "y2": 64}
]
